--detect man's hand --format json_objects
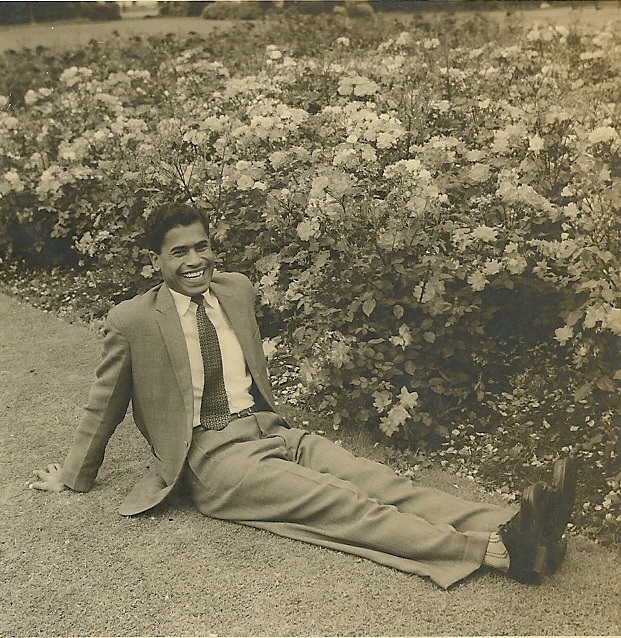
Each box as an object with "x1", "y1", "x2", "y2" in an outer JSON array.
[{"x1": 30, "y1": 463, "x2": 67, "y2": 493}]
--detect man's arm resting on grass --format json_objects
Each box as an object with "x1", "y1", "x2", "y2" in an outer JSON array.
[
  {"x1": 30, "y1": 463, "x2": 68, "y2": 492},
  {"x1": 31, "y1": 308, "x2": 133, "y2": 494}
]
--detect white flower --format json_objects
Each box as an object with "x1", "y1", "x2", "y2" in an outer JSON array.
[
  {"x1": 376, "y1": 132, "x2": 398, "y2": 149},
  {"x1": 483, "y1": 259, "x2": 502, "y2": 275},
  {"x1": 468, "y1": 164, "x2": 490, "y2": 183},
  {"x1": 236, "y1": 174, "x2": 254, "y2": 190},
  {"x1": 584, "y1": 305, "x2": 607, "y2": 329},
  {"x1": 472, "y1": 225, "x2": 498, "y2": 243},
  {"x1": 526, "y1": 27, "x2": 540, "y2": 42},
  {"x1": 398, "y1": 386, "x2": 419, "y2": 408},
  {"x1": 380, "y1": 404, "x2": 409, "y2": 437},
  {"x1": 604, "y1": 308, "x2": 621, "y2": 336},
  {"x1": 59, "y1": 66, "x2": 92, "y2": 87},
  {"x1": 529, "y1": 135, "x2": 545, "y2": 152},
  {"x1": 423, "y1": 38, "x2": 440, "y2": 50},
  {"x1": 262, "y1": 337, "x2": 279, "y2": 361},
  {"x1": 588, "y1": 126, "x2": 618, "y2": 145},
  {"x1": 431, "y1": 100, "x2": 450, "y2": 113},
  {"x1": 1, "y1": 170, "x2": 24, "y2": 194},
  {"x1": 24, "y1": 90, "x2": 38, "y2": 105},
  {"x1": 266, "y1": 45, "x2": 282, "y2": 60},
  {"x1": 373, "y1": 390, "x2": 392, "y2": 413},
  {"x1": 297, "y1": 219, "x2": 319, "y2": 241},
  {"x1": 1, "y1": 115, "x2": 18, "y2": 130},
  {"x1": 338, "y1": 75, "x2": 380, "y2": 97},
  {"x1": 554, "y1": 326, "x2": 574, "y2": 345},
  {"x1": 468, "y1": 271, "x2": 488, "y2": 292},
  {"x1": 505, "y1": 255, "x2": 527, "y2": 276},
  {"x1": 390, "y1": 324, "x2": 413, "y2": 349},
  {"x1": 395, "y1": 32, "x2": 412, "y2": 47},
  {"x1": 504, "y1": 242, "x2": 518, "y2": 254}
]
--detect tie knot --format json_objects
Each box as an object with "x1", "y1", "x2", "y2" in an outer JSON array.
[{"x1": 191, "y1": 295, "x2": 205, "y2": 307}]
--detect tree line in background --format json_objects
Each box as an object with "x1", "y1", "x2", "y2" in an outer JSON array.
[
  {"x1": 0, "y1": 1, "x2": 121, "y2": 24},
  {"x1": 0, "y1": 1, "x2": 569, "y2": 25}
]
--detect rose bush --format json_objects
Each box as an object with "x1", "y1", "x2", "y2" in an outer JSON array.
[{"x1": 0, "y1": 12, "x2": 619, "y2": 543}]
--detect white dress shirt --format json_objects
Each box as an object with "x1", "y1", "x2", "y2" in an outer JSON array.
[{"x1": 169, "y1": 285, "x2": 255, "y2": 426}]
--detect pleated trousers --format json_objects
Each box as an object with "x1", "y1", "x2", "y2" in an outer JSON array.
[{"x1": 184, "y1": 411, "x2": 516, "y2": 589}]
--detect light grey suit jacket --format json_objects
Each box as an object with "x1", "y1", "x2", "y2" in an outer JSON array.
[{"x1": 61, "y1": 272, "x2": 281, "y2": 516}]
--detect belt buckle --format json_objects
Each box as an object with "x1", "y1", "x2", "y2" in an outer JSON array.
[{"x1": 230, "y1": 406, "x2": 255, "y2": 421}]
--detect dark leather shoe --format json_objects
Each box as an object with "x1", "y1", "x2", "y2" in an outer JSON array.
[
  {"x1": 499, "y1": 482, "x2": 549, "y2": 584},
  {"x1": 544, "y1": 457, "x2": 577, "y2": 573},
  {"x1": 547, "y1": 538, "x2": 568, "y2": 575}
]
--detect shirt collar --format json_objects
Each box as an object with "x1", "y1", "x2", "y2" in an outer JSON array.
[{"x1": 168, "y1": 286, "x2": 217, "y2": 317}]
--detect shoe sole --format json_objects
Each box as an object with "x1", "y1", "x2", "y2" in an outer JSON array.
[
  {"x1": 547, "y1": 538, "x2": 568, "y2": 575},
  {"x1": 552, "y1": 457, "x2": 577, "y2": 522},
  {"x1": 543, "y1": 458, "x2": 576, "y2": 574},
  {"x1": 509, "y1": 483, "x2": 548, "y2": 584}
]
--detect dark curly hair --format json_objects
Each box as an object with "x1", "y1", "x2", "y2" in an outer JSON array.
[{"x1": 144, "y1": 202, "x2": 210, "y2": 253}]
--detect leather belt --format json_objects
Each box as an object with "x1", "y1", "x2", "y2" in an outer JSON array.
[
  {"x1": 194, "y1": 405, "x2": 258, "y2": 432},
  {"x1": 229, "y1": 405, "x2": 258, "y2": 421}
]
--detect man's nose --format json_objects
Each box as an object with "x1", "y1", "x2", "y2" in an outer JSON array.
[{"x1": 185, "y1": 249, "x2": 203, "y2": 265}]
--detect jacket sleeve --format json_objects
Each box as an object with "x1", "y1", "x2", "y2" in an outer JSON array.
[{"x1": 61, "y1": 307, "x2": 132, "y2": 491}]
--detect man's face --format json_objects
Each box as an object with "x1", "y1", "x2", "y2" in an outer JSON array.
[{"x1": 149, "y1": 222, "x2": 216, "y2": 297}]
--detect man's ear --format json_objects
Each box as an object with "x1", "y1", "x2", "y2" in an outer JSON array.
[{"x1": 149, "y1": 250, "x2": 161, "y2": 271}]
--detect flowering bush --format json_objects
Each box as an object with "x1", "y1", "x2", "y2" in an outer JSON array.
[{"x1": 1, "y1": 12, "x2": 620, "y2": 542}]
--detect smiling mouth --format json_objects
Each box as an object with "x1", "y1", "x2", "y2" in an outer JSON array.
[{"x1": 182, "y1": 270, "x2": 205, "y2": 280}]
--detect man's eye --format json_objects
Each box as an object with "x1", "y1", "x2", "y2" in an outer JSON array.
[
  {"x1": 171, "y1": 250, "x2": 185, "y2": 257},
  {"x1": 197, "y1": 243, "x2": 211, "y2": 252}
]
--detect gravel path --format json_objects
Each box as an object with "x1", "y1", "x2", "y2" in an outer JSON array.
[{"x1": 1, "y1": 291, "x2": 620, "y2": 636}]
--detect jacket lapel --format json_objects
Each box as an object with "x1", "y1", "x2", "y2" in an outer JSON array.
[
  {"x1": 212, "y1": 282, "x2": 261, "y2": 375},
  {"x1": 210, "y1": 277, "x2": 274, "y2": 407},
  {"x1": 154, "y1": 285, "x2": 194, "y2": 431}
]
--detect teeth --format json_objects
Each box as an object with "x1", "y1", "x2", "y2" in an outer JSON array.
[{"x1": 183, "y1": 270, "x2": 204, "y2": 279}]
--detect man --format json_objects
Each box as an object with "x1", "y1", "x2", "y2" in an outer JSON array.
[{"x1": 32, "y1": 202, "x2": 576, "y2": 589}]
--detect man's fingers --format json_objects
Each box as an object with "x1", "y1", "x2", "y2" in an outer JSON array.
[
  {"x1": 32, "y1": 463, "x2": 62, "y2": 478},
  {"x1": 30, "y1": 463, "x2": 65, "y2": 492},
  {"x1": 29, "y1": 478, "x2": 65, "y2": 492}
]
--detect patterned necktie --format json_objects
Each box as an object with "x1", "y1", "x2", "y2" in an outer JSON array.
[{"x1": 191, "y1": 295, "x2": 230, "y2": 430}]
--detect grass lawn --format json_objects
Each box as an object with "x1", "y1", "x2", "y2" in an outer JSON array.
[{"x1": 1, "y1": 2, "x2": 620, "y2": 54}]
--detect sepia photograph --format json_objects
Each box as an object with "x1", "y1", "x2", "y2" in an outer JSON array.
[{"x1": 1, "y1": 0, "x2": 620, "y2": 636}]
